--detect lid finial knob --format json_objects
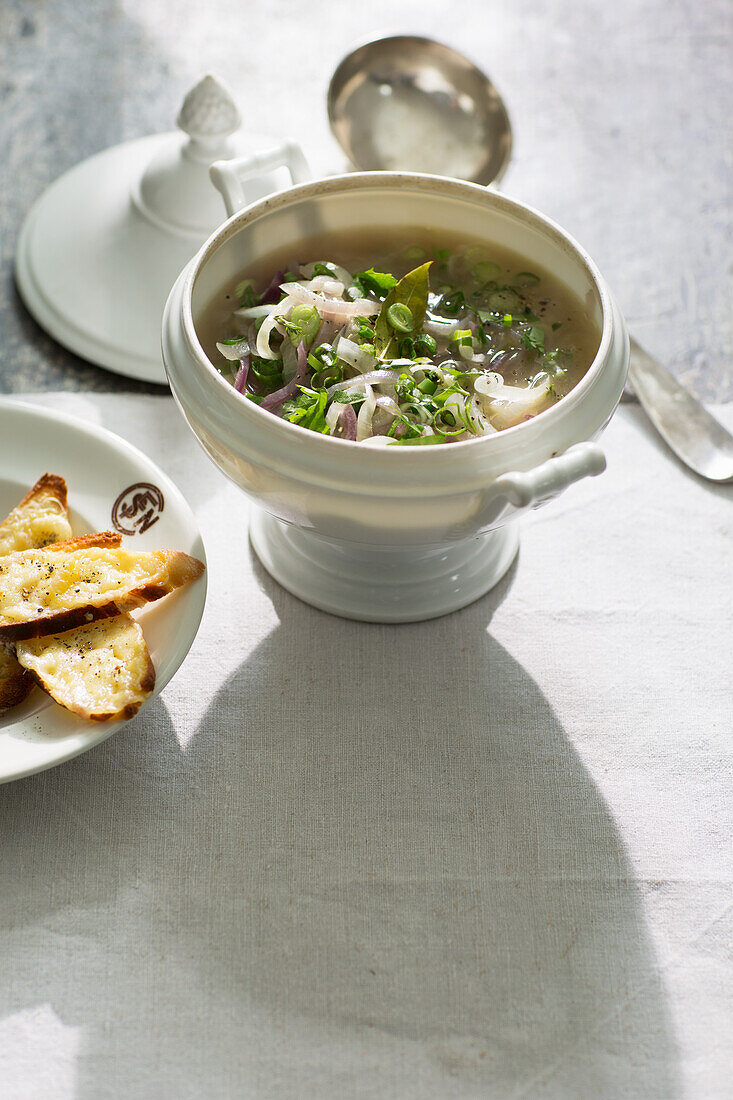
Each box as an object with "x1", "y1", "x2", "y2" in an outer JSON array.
[{"x1": 176, "y1": 74, "x2": 242, "y2": 150}]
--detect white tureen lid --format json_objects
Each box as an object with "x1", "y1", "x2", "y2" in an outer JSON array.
[{"x1": 15, "y1": 76, "x2": 297, "y2": 385}]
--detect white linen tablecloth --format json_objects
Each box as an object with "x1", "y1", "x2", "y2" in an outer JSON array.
[{"x1": 0, "y1": 393, "x2": 730, "y2": 1100}]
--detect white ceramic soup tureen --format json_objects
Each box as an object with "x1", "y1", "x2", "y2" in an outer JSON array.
[{"x1": 163, "y1": 157, "x2": 628, "y2": 622}]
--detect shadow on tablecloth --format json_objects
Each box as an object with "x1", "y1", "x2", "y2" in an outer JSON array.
[{"x1": 0, "y1": 563, "x2": 680, "y2": 1099}]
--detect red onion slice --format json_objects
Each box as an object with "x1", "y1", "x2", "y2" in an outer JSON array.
[
  {"x1": 371, "y1": 395, "x2": 401, "y2": 436},
  {"x1": 261, "y1": 341, "x2": 308, "y2": 410},
  {"x1": 260, "y1": 269, "x2": 285, "y2": 305},
  {"x1": 336, "y1": 403, "x2": 357, "y2": 441},
  {"x1": 233, "y1": 352, "x2": 250, "y2": 394}
]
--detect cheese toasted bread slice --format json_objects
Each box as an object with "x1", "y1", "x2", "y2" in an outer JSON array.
[
  {"x1": 0, "y1": 475, "x2": 78, "y2": 710},
  {"x1": 0, "y1": 545, "x2": 205, "y2": 641},
  {"x1": 0, "y1": 473, "x2": 73, "y2": 556},
  {"x1": 16, "y1": 615, "x2": 156, "y2": 722}
]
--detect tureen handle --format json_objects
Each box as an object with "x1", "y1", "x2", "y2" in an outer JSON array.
[
  {"x1": 491, "y1": 442, "x2": 606, "y2": 510},
  {"x1": 210, "y1": 143, "x2": 311, "y2": 217}
]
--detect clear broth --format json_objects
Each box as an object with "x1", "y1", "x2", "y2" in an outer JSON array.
[{"x1": 196, "y1": 226, "x2": 601, "y2": 429}]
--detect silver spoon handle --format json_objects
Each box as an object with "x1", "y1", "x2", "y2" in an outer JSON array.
[{"x1": 628, "y1": 337, "x2": 733, "y2": 483}]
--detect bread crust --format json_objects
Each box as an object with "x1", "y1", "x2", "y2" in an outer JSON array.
[
  {"x1": 0, "y1": 645, "x2": 32, "y2": 710},
  {"x1": 14, "y1": 473, "x2": 68, "y2": 513},
  {"x1": 50, "y1": 531, "x2": 121, "y2": 552}
]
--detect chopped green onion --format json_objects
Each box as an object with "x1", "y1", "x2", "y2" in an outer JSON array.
[
  {"x1": 399, "y1": 336, "x2": 416, "y2": 358},
  {"x1": 251, "y1": 356, "x2": 282, "y2": 377},
  {"x1": 487, "y1": 288, "x2": 520, "y2": 313},
  {"x1": 515, "y1": 271, "x2": 540, "y2": 287},
  {"x1": 354, "y1": 317, "x2": 375, "y2": 342},
  {"x1": 413, "y1": 333, "x2": 437, "y2": 356},
  {"x1": 473, "y1": 260, "x2": 500, "y2": 282},
  {"x1": 386, "y1": 302, "x2": 414, "y2": 332},
  {"x1": 313, "y1": 262, "x2": 337, "y2": 277},
  {"x1": 286, "y1": 304, "x2": 321, "y2": 345},
  {"x1": 417, "y1": 378, "x2": 437, "y2": 395},
  {"x1": 435, "y1": 249, "x2": 450, "y2": 263},
  {"x1": 450, "y1": 329, "x2": 473, "y2": 348},
  {"x1": 391, "y1": 433, "x2": 446, "y2": 446},
  {"x1": 502, "y1": 314, "x2": 513, "y2": 327}
]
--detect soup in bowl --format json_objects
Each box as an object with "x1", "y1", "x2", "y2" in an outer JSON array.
[
  {"x1": 197, "y1": 229, "x2": 601, "y2": 444},
  {"x1": 163, "y1": 172, "x2": 628, "y2": 621}
]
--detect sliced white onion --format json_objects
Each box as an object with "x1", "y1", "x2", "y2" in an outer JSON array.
[
  {"x1": 477, "y1": 379, "x2": 551, "y2": 430},
  {"x1": 359, "y1": 435, "x2": 392, "y2": 448},
  {"x1": 356, "y1": 383, "x2": 376, "y2": 442},
  {"x1": 283, "y1": 283, "x2": 379, "y2": 318},
  {"x1": 425, "y1": 316, "x2": 460, "y2": 339},
  {"x1": 472, "y1": 372, "x2": 505, "y2": 396},
  {"x1": 468, "y1": 394, "x2": 496, "y2": 435},
  {"x1": 304, "y1": 276, "x2": 345, "y2": 297},
  {"x1": 375, "y1": 394, "x2": 400, "y2": 416},
  {"x1": 256, "y1": 294, "x2": 298, "y2": 359},
  {"x1": 459, "y1": 342, "x2": 486, "y2": 364},
  {"x1": 323, "y1": 296, "x2": 379, "y2": 320},
  {"x1": 326, "y1": 369, "x2": 400, "y2": 397},
  {"x1": 233, "y1": 304, "x2": 277, "y2": 321},
  {"x1": 325, "y1": 400, "x2": 342, "y2": 432},
  {"x1": 216, "y1": 338, "x2": 250, "y2": 361},
  {"x1": 336, "y1": 336, "x2": 376, "y2": 372}
]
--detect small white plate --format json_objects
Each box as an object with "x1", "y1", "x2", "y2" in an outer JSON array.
[{"x1": 0, "y1": 399, "x2": 207, "y2": 783}]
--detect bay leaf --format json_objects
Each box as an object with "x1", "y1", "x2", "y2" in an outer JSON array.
[{"x1": 375, "y1": 262, "x2": 432, "y2": 360}]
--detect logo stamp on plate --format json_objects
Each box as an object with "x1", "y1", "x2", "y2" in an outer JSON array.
[{"x1": 112, "y1": 482, "x2": 165, "y2": 535}]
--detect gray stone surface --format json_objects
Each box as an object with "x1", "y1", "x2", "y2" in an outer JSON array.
[{"x1": 1, "y1": 0, "x2": 731, "y2": 398}]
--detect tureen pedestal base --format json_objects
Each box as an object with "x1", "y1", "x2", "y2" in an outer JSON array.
[{"x1": 249, "y1": 509, "x2": 519, "y2": 623}]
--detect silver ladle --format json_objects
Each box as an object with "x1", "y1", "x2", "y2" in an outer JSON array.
[{"x1": 328, "y1": 36, "x2": 733, "y2": 483}]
